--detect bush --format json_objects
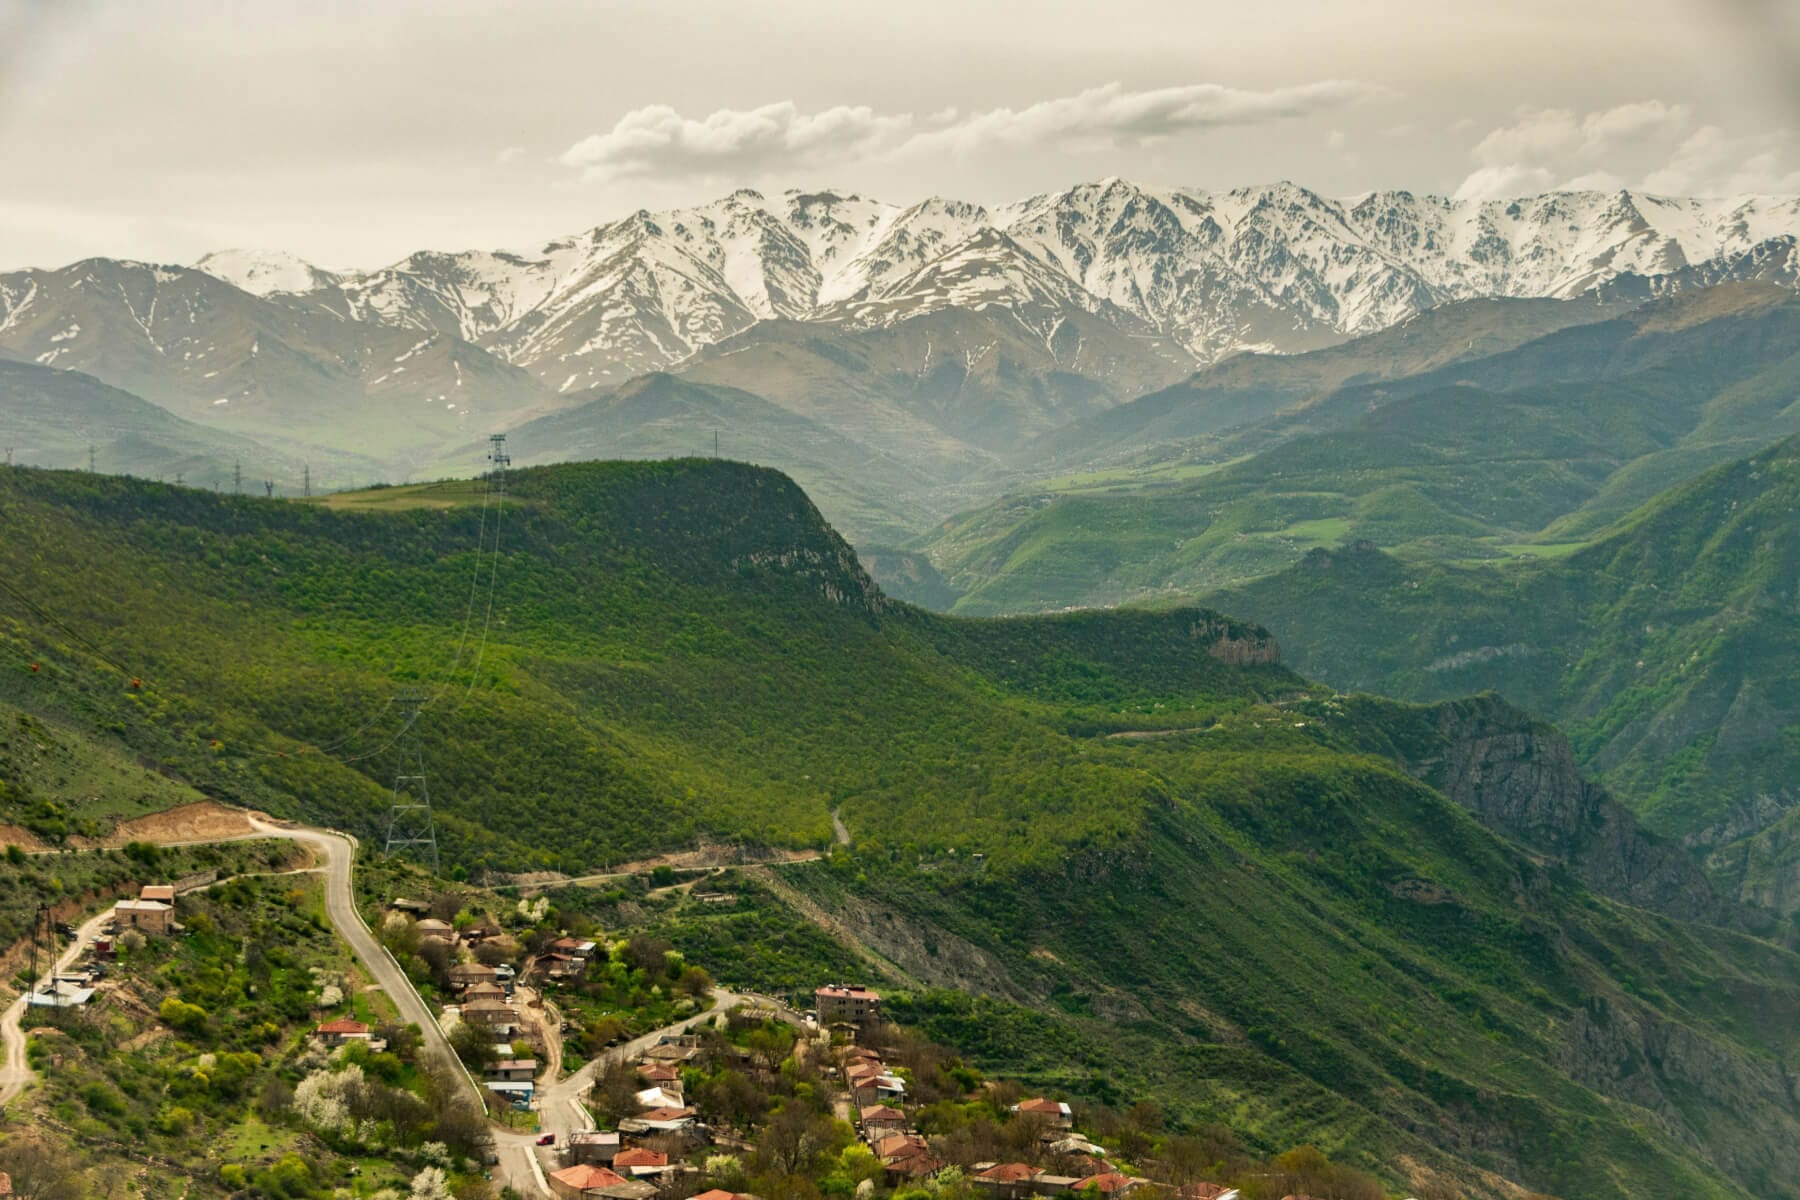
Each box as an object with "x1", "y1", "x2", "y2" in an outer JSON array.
[{"x1": 159, "y1": 996, "x2": 208, "y2": 1033}]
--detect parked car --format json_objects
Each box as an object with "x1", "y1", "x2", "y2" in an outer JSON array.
[{"x1": 535, "y1": 1133, "x2": 555, "y2": 1146}]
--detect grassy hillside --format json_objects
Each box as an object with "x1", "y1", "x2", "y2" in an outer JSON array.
[
  {"x1": 918, "y1": 284, "x2": 1800, "y2": 615},
  {"x1": 1205, "y1": 434, "x2": 1800, "y2": 911},
  {"x1": 1, "y1": 459, "x2": 1797, "y2": 1199}
]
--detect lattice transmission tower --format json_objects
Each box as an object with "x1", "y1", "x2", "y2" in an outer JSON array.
[{"x1": 382, "y1": 689, "x2": 440, "y2": 871}]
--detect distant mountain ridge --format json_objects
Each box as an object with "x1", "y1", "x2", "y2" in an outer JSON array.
[
  {"x1": 175, "y1": 182, "x2": 1800, "y2": 393},
  {"x1": 3, "y1": 180, "x2": 1798, "y2": 538}
]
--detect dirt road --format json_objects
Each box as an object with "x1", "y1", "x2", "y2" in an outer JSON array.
[
  {"x1": 0, "y1": 905, "x2": 113, "y2": 1106},
  {"x1": 1, "y1": 817, "x2": 533, "y2": 1195}
]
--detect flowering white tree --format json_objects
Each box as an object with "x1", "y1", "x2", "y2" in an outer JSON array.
[
  {"x1": 293, "y1": 1063, "x2": 366, "y2": 1138},
  {"x1": 318, "y1": 984, "x2": 344, "y2": 1008},
  {"x1": 409, "y1": 1166, "x2": 454, "y2": 1200}
]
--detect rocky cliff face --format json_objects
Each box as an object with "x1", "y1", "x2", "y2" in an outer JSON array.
[
  {"x1": 1398, "y1": 695, "x2": 1730, "y2": 925},
  {"x1": 1558, "y1": 994, "x2": 1800, "y2": 1192},
  {"x1": 1195, "y1": 615, "x2": 1282, "y2": 666}
]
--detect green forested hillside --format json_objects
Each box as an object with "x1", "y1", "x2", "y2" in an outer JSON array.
[
  {"x1": 1205, "y1": 434, "x2": 1800, "y2": 913},
  {"x1": 918, "y1": 284, "x2": 1800, "y2": 614},
  {"x1": 1, "y1": 459, "x2": 1797, "y2": 1200}
]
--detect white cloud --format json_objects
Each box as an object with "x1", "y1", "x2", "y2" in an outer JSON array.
[
  {"x1": 495, "y1": 145, "x2": 527, "y2": 165},
  {"x1": 560, "y1": 100, "x2": 913, "y2": 181},
  {"x1": 1454, "y1": 100, "x2": 1798, "y2": 199},
  {"x1": 560, "y1": 80, "x2": 1385, "y2": 182},
  {"x1": 1642, "y1": 125, "x2": 1800, "y2": 195}
]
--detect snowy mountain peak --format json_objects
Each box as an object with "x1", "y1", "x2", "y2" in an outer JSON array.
[
  {"x1": 171, "y1": 181, "x2": 1800, "y2": 393},
  {"x1": 194, "y1": 249, "x2": 338, "y2": 296}
]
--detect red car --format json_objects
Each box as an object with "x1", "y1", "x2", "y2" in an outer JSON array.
[{"x1": 536, "y1": 1134, "x2": 555, "y2": 1146}]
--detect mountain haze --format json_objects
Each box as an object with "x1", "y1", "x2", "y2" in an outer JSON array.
[{"x1": 917, "y1": 283, "x2": 1800, "y2": 613}]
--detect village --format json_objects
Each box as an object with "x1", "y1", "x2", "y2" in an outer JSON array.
[
  {"x1": 3, "y1": 870, "x2": 1325, "y2": 1200},
  {"x1": 527, "y1": 981, "x2": 1243, "y2": 1200}
]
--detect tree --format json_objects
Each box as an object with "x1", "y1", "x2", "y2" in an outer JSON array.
[
  {"x1": 450, "y1": 1019, "x2": 500, "y2": 1069},
  {"x1": 676, "y1": 964, "x2": 713, "y2": 999},
  {"x1": 590, "y1": 1058, "x2": 641, "y2": 1125},
  {"x1": 758, "y1": 1100, "x2": 838, "y2": 1176},
  {"x1": 0, "y1": 1139, "x2": 85, "y2": 1200},
  {"x1": 418, "y1": 937, "x2": 455, "y2": 988},
  {"x1": 411, "y1": 1165, "x2": 455, "y2": 1200}
]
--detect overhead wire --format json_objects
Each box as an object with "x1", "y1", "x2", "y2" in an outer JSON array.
[
  {"x1": 424, "y1": 471, "x2": 495, "y2": 706},
  {"x1": 2, "y1": 466, "x2": 507, "y2": 766},
  {"x1": 440, "y1": 468, "x2": 506, "y2": 716}
]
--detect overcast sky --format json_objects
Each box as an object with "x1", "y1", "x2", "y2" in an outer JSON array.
[{"x1": 2, "y1": 0, "x2": 1798, "y2": 270}]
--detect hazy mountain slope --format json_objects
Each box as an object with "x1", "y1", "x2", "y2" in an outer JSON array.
[
  {"x1": 0, "y1": 258, "x2": 560, "y2": 476},
  {"x1": 916, "y1": 284, "x2": 1800, "y2": 614},
  {"x1": 0, "y1": 459, "x2": 1796, "y2": 1200},
  {"x1": 1022, "y1": 295, "x2": 1629, "y2": 470},
  {"x1": 1202, "y1": 434, "x2": 1800, "y2": 903},
  {"x1": 0, "y1": 358, "x2": 379, "y2": 486},
  {"x1": 486, "y1": 371, "x2": 944, "y2": 543}
]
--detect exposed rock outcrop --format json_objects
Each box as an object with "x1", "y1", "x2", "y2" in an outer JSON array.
[{"x1": 1398, "y1": 695, "x2": 1732, "y2": 925}]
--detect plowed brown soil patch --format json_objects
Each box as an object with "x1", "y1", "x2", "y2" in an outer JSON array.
[
  {"x1": 0, "y1": 824, "x2": 45, "y2": 850},
  {"x1": 92, "y1": 801, "x2": 256, "y2": 846}
]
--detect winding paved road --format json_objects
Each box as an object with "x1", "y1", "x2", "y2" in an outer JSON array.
[
  {"x1": 0, "y1": 818, "x2": 534, "y2": 1194},
  {"x1": 1, "y1": 816, "x2": 809, "y2": 1193}
]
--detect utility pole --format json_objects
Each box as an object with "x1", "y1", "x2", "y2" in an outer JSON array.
[
  {"x1": 27, "y1": 903, "x2": 52, "y2": 999},
  {"x1": 234, "y1": 461, "x2": 241, "y2": 494},
  {"x1": 174, "y1": 471, "x2": 183, "y2": 487},
  {"x1": 4, "y1": 447, "x2": 13, "y2": 467},
  {"x1": 487, "y1": 433, "x2": 510, "y2": 483},
  {"x1": 88, "y1": 443, "x2": 96, "y2": 473},
  {"x1": 264, "y1": 480, "x2": 275, "y2": 498},
  {"x1": 303, "y1": 464, "x2": 311, "y2": 498},
  {"x1": 383, "y1": 689, "x2": 440, "y2": 873},
  {"x1": 714, "y1": 429, "x2": 720, "y2": 458}
]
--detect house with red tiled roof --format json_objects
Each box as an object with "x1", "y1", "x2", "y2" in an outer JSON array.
[
  {"x1": 1070, "y1": 1172, "x2": 1143, "y2": 1196},
  {"x1": 612, "y1": 1148, "x2": 669, "y2": 1176},
  {"x1": 974, "y1": 1162, "x2": 1040, "y2": 1199},
  {"x1": 817, "y1": 984, "x2": 882, "y2": 1026},
  {"x1": 634, "y1": 1105, "x2": 698, "y2": 1132},
  {"x1": 1011, "y1": 1097, "x2": 1074, "y2": 1128},
  {"x1": 859, "y1": 1104, "x2": 907, "y2": 1136},
  {"x1": 549, "y1": 1164, "x2": 628, "y2": 1200},
  {"x1": 883, "y1": 1143, "x2": 942, "y2": 1183},
  {"x1": 314, "y1": 1018, "x2": 371, "y2": 1046},
  {"x1": 636, "y1": 1063, "x2": 681, "y2": 1085}
]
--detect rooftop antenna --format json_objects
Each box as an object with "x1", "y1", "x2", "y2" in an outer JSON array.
[{"x1": 383, "y1": 688, "x2": 440, "y2": 873}]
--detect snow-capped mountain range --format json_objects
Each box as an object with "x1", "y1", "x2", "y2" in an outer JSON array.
[
  {"x1": 186, "y1": 180, "x2": 1800, "y2": 392},
  {"x1": 2, "y1": 178, "x2": 1798, "y2": 522}
]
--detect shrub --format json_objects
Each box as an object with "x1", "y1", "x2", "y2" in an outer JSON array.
[{"x1": 159, "y1": 996, "x2": 208, "y2": 1033}]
